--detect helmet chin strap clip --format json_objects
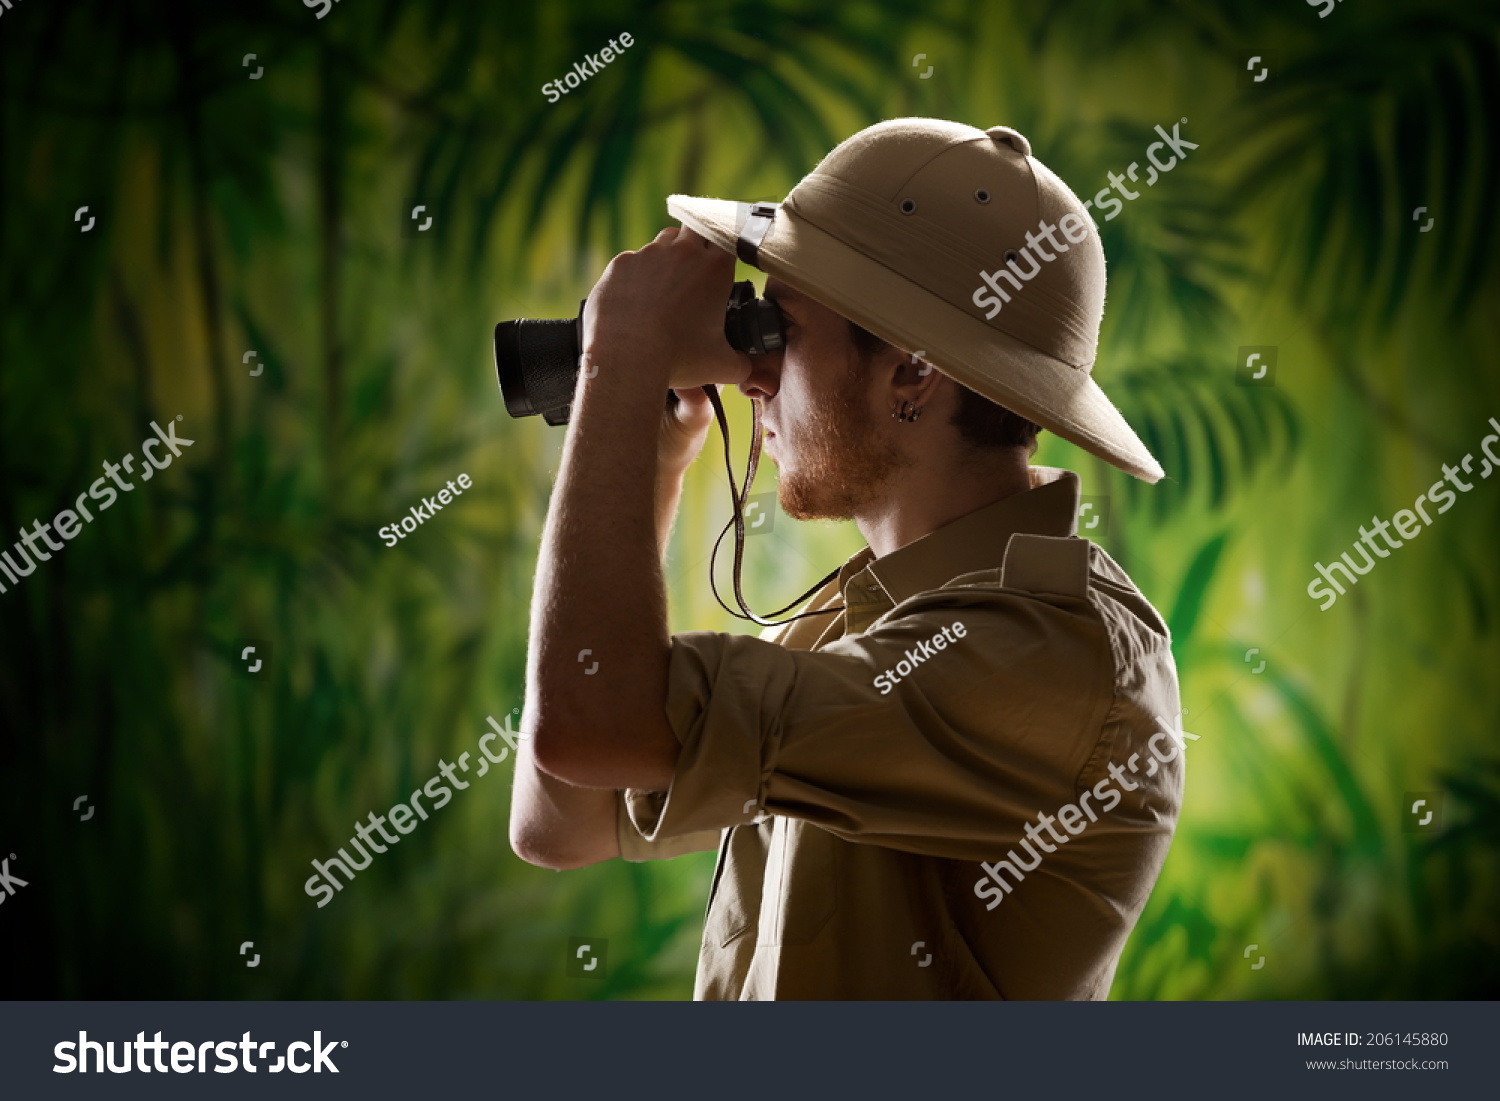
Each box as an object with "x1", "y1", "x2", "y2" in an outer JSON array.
[{"x1": 735, "y1": 203, "x2": 779, "y2": 267}]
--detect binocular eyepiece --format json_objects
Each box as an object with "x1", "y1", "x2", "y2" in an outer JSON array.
[{"x1": 493, "y1": 281, "x2": 784, "y2": 426}]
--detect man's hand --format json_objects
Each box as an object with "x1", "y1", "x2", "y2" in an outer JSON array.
[
  {"x1": 581, "y1": 226, "x2": 752, "y2": 391},
  {"x1": 660, "y1": 386, "x2": 716, "y2": 476}
]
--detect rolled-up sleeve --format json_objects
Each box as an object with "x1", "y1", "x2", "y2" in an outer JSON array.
[
  {"x1": 623, "y1": 588, "x2": 1116, "y2": 862},
  {"x1": 614, "y1": 794, "x2": 719, "y2": 862}
]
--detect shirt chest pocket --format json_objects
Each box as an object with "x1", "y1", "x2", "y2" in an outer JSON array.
[
  {"x1": 706, "y1": 823, "x2": 765, "y2": 950},
  {"x1": 756, "y1": 816, "x2": 840, "y2": 948}
]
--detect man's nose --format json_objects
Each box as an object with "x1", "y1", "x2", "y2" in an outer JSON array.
[{"x1": 737, "y1": 349, "x2": 782, "y2": 401}]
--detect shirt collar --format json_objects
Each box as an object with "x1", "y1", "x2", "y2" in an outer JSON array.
[{"x1": 844, "y1": 466, "x2": 1081, "y2": 609}]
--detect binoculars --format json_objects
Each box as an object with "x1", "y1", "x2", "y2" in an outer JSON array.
[{"x1": 493, "y1": 280, "x2": 785, "y2": 425}]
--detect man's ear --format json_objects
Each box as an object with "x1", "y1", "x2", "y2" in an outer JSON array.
[{"x1": 891, "y1": 350, "x2": 944, "y2": 404}]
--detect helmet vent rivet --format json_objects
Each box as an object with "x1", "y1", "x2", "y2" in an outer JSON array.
[
  {"x1": 1004, "y1": 248, "x2": 1019, "y2": 264},
  {"x1": 975, "y1": 188, "x2": 991, "y2": 204},
  {"x1": 899, "y1": 198, "x2": 917, "y2": 215}
]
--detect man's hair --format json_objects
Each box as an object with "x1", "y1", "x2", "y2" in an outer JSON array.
[{"x1": 847, "y1": 321, "x2": 1041, "y2": 454}]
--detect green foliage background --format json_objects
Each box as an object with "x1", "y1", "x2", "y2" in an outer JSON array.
[{"x1": 2, "y1": 0, "x2": 1497, "y2": 999}]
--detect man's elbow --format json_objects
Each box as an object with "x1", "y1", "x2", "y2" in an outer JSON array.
[
  {"x1": 509, "y1": 829, "x2": 570, "y2": 869},
  {"x1": 509, "y1": 823, "x2": 611, "y2": 870}
]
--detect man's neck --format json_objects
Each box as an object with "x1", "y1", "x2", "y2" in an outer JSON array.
[{"x1": 856, "y1": 456, "x2": 1035, "y2": 558}]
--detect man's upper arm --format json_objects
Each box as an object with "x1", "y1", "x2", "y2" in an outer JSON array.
[{"x1": 621, "y1": 584, "x2": 1121, "y2": 862}]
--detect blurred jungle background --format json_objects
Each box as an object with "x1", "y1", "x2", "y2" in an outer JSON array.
[{"x1": 2, "y1": 0, "x2": 1498, "y2": 999}]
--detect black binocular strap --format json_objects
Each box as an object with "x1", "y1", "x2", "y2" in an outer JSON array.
[{"x1": 703, "y1": 384, "x2": 844, "y2": 627}]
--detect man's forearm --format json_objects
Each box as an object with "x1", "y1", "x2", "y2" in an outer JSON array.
[
  {"x1": 524, "y1": 348, "x2": 681, "y2": 791},
  {"x1": 514, "y1": 225, "x2": 738, "y2": 851},
  {"x1": 509, "y1": 438, "x2": 691, "y2": 868}
]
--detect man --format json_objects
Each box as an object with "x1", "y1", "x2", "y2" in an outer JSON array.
[{"x1": 508, "y1": 118, "x2": 1183, "y2": 999}]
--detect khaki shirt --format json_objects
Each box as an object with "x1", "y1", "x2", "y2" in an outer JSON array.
[{"x1": 619, "y1": 467, "x2": 1183, "y2": 999}]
